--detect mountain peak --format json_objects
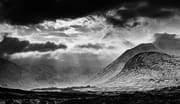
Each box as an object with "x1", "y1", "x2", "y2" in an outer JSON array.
[{"x1": 118, "y1": 43, "x2": 158, "y2": 63}]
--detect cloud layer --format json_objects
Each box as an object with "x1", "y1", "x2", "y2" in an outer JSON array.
[
  {"x1": 0, "y1": 0, "x2": 180, "y2": 25},
  {"x1": 0, "y1": 0, "x2": 128, "y2": 25},
  {"x1": 0, "y1": 36, "x2": 67, "y2": 56},
  {"x1": 105, "y1": 1, "x2": 180, "y2": 28},
  {"x1": 154, "y1": 33, "x2": 180, "y2": 55}
]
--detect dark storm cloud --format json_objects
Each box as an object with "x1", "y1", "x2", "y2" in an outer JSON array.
[
  {"x1": 153, "y1": 33, "x2": 180, "y2": 55},
  {"x1": 0, "y1": 36, "x2": 67, "y2": 56},
  {"x1": 1, "y1": 0, "x2": 179, "y2": 25},
  {"x1": 77, "y1": 43, "x2": 104, "y2": 50},
  {"x1": 105, "y1": 0, "x2": 180, "y2": 27},
  {"x1": 0, "y1": 0, "x2": 136, "y2": 25}
]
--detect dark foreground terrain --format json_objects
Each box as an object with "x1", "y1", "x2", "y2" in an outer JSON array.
[{"x1": 0, "y1": 86, "x2": 180, "y2": 104}]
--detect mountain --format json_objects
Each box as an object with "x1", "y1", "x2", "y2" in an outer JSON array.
[
  {"x1": 0, "y1": 57, "x2": 61, "y2": 89},
  {"x1": 32, "y1": 87, "x2": 63, "y2": 92},
  {"x1": 0, "y1": 58, "x2": 25, "y2": 88},
  {"x1": 103, "y1": 52, "x2": 180, "y2": 89},
  {"x1": 87, "y1": 43, "x2": 160, "y2": 85}
]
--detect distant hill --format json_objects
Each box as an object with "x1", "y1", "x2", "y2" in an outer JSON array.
[
  {"x1": 0, "y1": 58, "x2": 25, "y2": 88},
  {"x1": 32, "y1": 87, "x2": 62, "y2": 91},
  {"x1": 32, "y1": 86, "x2": 92, "y2": 92},
  {"x1": 0, "y1": 57, "x2": 60, "y2": 89}
]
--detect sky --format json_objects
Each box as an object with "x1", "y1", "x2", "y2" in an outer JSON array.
[{"x1": 1, "y1": 0, "x2": 180, "y2": 89}]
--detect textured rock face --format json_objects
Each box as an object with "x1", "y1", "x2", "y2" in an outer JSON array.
[
  {"x1": 122, "y1": 52, "x2": 180, "y2": 73},
  {"x1": 88, "y1": 44, "x2": 159, "y2": 85},
  {"x1": 103, "y1": 52, "x2": 180, "y2": 89}
]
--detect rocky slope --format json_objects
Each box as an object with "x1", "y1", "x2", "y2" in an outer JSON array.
[
  {"x1": 103, "y1": 52, "x2": 180, "y2": 90},
  {"x1": 88, "y1": 43, "x2": 160, "y2": 85}
]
